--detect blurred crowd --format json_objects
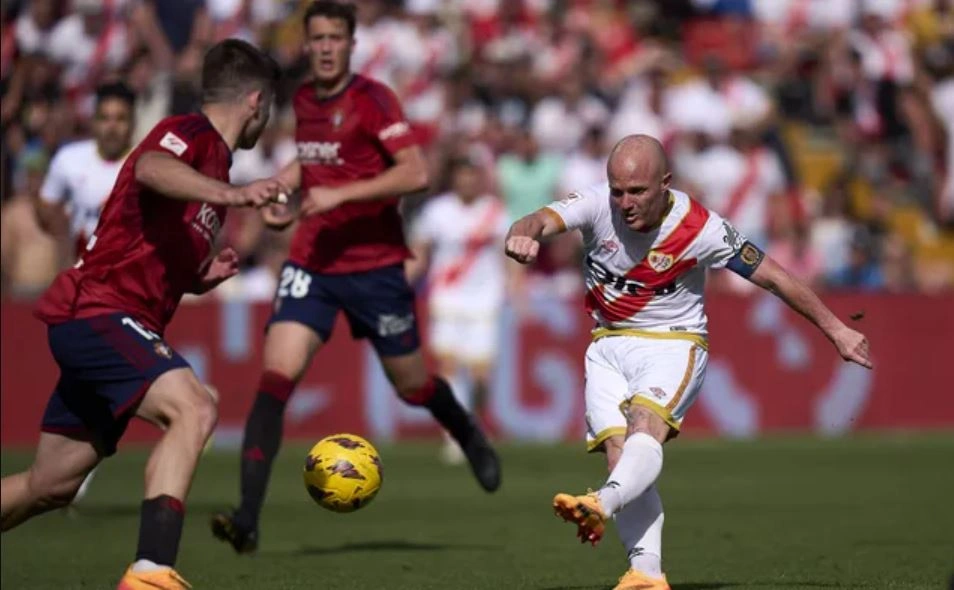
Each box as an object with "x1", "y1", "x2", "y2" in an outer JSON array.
[{"x1": 2, "y1": 0, "x2": 953, "y2": 301}]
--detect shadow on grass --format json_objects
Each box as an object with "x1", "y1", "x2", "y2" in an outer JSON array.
[
  {"x1": 289, "y1": 540, "x2": 496, "y2": 556},
  {"x1": 541, "y1": 582, "x2": 864, "y2": 590}
]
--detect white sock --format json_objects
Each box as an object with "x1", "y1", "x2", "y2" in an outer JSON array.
[
  {"x1": 597, "y1": 432, "x2": 663, "y2": 516},
  {"x1": 131, "y1": 559, "x2": 166, "y2": 573},
  {"x1": 614, "y1": 484, "x2": 664, "y2": 578}
]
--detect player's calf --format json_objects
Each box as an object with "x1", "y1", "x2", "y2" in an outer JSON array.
[
  {"x1": 382, "y1": 352, "x2": 501, "y2": 492},
  {"x1": 1, "y1": 432, "x2": 100, "y2": 531}
]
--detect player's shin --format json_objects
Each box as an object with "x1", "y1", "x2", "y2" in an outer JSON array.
[
  {"x1": 401, "y1": 376, "x2": 473, "y2": 442},
  {"x1": 597, "y1": 433, "x2": 664, "y2": 516},
  {"x1": 614, "y1": 484, "x2": 664, "y2": 579},
  {"x1": 235, "y1": 370, "x2": 295, "y2": 530}
]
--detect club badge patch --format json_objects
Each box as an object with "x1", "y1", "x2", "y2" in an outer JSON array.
[{"x1": 647, "y1": 250, "x2": 674, "y2": 272}]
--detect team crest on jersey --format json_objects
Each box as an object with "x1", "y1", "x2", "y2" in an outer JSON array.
[
  {"x1": 332, "y1": 110, "x2": 344, "y2": 129},
  {"x1": 647, "y1": 250, "x2": 674, "y2": 272},
  {"x1": 153, "y1": 341, "x2": 173, "y2": 359},
  {"x1": 649, "y1": 387, "x2": 667, "y2": 400},
  {"x1": 598, "y1": 239, "x2": 619, "y2": 254}
]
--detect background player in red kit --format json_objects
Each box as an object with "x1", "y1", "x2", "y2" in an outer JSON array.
[
  {"x1": 0, "y1": 39, "x2": 282, "y2": 590},
  {"x1": 211, "y1": 1, "x2": 501, "y2": 554}
]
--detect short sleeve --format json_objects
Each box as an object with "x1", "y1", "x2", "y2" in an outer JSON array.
[
  {"x1": 361, "y1": 83, "x2": 417, "y2": 156},
  {"x1": 39, "y1": 149, "x2": 71, "y2": 204},
  {"x1": 139, "y1": 118, "x2": 209, "y2": 167},
  {"x1": 544, "y1": 185, "x2": 603, "y2": 232},
  {"x1": 697, "y1": 212, "x2": 765, "y2": 277}
]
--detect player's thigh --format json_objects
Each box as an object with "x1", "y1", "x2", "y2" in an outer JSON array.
[
  {"x1": 339, "y1": 264, "x2": 421, "y2": 359},
  {"x1": 262, "y1": 321, "x2": 324, "y2": 382},
  {"x1": 135, "y1": 367, "x2": 216, "y2": 431},
  {"x1": 267, "y1": 261, "x2": 337, "y2": 378},
  {"x1": 583, "y1": 339, "x2": 630, "y2": 454},
  {"x1": 619, "y1": 338, "x2": 708, "y2": 442},
  {"x1": 27, "y1": 431, "x2": 101, "y2": 499},
  {"x1": 43, "y1": 313, "x2": 190, "y2": 456}
]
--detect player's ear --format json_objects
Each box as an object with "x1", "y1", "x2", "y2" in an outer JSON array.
[{"x1": 661, "y1": 171, "x2": 672, "y2": 191}]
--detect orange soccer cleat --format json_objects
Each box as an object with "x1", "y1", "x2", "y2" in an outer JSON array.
[
  {"x1": 116, "y1": 565, "x2": 192, "y2": 590},
  {"x1": 612, "y1": 568, "x2": 671, "y2": 590},
  {"x1": 552, "y1": 491, "x2": 608, "y2": 546}
]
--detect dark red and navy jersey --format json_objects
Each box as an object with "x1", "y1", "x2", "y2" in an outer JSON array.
[
  {"x1": 35, "y1": 113, "x2": 232, "y2": 334},
  {"x1": 288, "y1": 74, "x2": 419, "y2": 274}
]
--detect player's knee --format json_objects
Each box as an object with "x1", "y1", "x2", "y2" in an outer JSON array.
[
  {"x1": 189, "y1": 389, "x2": 218, "y2": 441},
  {"x1": 394, "y1": 375, "x2": 430, "y2": 401},
  {"x1": 167, "y1": 383, "x2": 218, "y2": 442},
  {"x1": 604, "y1": 436, "x2": 625, "y2": 472},
  {"x1": 624, "y1": 405, "x2": 671, "y2": 444}
]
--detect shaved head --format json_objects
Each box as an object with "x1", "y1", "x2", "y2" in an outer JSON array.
[
  {"x1": 606, "y1": 134, "x2": 672, "y2": 232},
  {"x1": 607, "y1": 134, "x2": 669, "y2": 181}
]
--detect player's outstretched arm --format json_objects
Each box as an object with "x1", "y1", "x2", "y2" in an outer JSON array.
[
  {"x1": 504, "y1": 208, "x2": 567, "y2": 264},
  {"x1": 136, "y1": 151, "x2": 285, "y2": 207},
  {"x1": 299, "y1": 146, "x2": 428, "y2": 216},
  {"x1": 747, "y1": 254, "x2": 873, "y2": 369}
]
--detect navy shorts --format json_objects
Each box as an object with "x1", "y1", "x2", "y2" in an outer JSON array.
[
  {"x1": 41, "y1": 313, "x2": 189, "y2": 456},
  {"x1": 268, "y1": 262, "x2": 420, "y2": 356}
]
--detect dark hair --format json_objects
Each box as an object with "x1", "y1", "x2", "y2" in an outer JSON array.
[
  {"x1": 201, "y1": 39, "x2": 281, "y2": 104},
  {"x1": 95, "y1": 82, "x2": 136, "y2": 109},
  {"x1": 303, "y1": 1, "x2": 357, "y2": 36}
]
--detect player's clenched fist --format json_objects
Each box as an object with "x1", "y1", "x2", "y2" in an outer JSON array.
[
  {"x1": 506, "y1": 236, "x2": 540, "y2": 264},
  {"x1": 227, "y1": 179, "x2": 287, "y2": 208}
]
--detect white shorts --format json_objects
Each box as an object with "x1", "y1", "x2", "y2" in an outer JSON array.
[
  {"x1": 429, "y1": 312, "x2": 500, "y2": 365},
  {"x1": 584, "y1": 334, "x2": 708, "y2": 452}
]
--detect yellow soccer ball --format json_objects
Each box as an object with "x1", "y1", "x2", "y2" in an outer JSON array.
[{"x1": 302, "y1": 434, "x2": 383, "y2": 513}]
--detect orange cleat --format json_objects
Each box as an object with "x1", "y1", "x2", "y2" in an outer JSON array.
[
  {"x1": 613, "y1": 568, "x2": 671, "y2": 590},
  {"x1": 116, "y1": 565, "x2": 192, "y2": 590},
  {"x1": 552, "y1": 491, "x2": 607, "y2": 546}
]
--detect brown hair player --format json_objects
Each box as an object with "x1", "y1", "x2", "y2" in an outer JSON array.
[
  {"x1": 210, "y1": 0, "x2": 501, "y2": 555},
  {"x1": 0, "y1": 39, "x2": 283, "y2": 590}
]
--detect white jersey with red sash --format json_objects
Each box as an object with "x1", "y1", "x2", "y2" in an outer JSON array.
[
  {"x1": 412, "y1": 192, "x2": 510, "y2": 319},
  {"x1": 546, "y1": 185, "x2": 751, "y2": 341}
]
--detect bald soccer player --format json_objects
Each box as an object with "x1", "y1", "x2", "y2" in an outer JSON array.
[{"x1": 505, "y1": 135, "x2": 872, "y2": 590}]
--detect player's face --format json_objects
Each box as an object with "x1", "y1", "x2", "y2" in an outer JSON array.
[
  {"x1": 608, "y1": 165, "x2": 672, "y2": 232},
  {"x1": 304, "y1": 16, "x2": 354, "y2": 84},
  {"x1": 238, "y1": 90, "x2": 274, "y2": 150},
  {"x1": 452, "y1": 166, "x2": 482, "y2": 202},
  {"x1": 93, "y1": 98, "x2": 133, "y2": 160}
]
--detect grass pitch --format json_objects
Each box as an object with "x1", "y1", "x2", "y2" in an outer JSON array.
[{"x1": 2, "y1": 435, "x2": 953, "y2": 590}]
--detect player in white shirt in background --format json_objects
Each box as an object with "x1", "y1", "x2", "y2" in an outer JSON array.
[
  {"x1": 505, "y1": 135, "x2": 872, "y2": 590},
  {"x1": 34, "y1": 82, "x2": 135, "y2": 506},
  {"x1": 37, "y1": 82, "x2": 135, "y2": 263},
  {"x1": 408, "y1": 158, "x2": 513, "y2": 464}
]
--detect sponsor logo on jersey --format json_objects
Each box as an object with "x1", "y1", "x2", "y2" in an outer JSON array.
[
  {"x1": 297, "y1": 141, "x2": 344, "y2": 165},
  {"x1": 647, "y1": 250, "x2": 674, "y2": 272},
  {"x1": 191, "y1": 203, "x2": 222, "y2": 245},
  {"x1": 598, "y1": 239, "x2": 619, "y2": 254},
  {"x1": 378, "y1": 121, "x2": 410, "y2": 141},
  {"x1": 159, "y1": 132, "x2": 188, "y2": 157},
  {"x1": 377, "y1": 313, "x2": 414, "y2": 337}
]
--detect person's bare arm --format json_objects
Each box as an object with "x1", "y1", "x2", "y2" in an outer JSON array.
[
  {"x1": 405, "y1": 239, "x2": 431, "y2": 286},
  {"x1": 504, "y1": 208, "x2": 568, "y2": 264},
  {"x1": 135, "y1": 151, "x2": 282, "y2": 207},
  {"x1": 300, "y1": 146, "x2": 429, "y2": 216},
  {"x1": 748, "y1": 255, "x2": 872, "y2": 368}
]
